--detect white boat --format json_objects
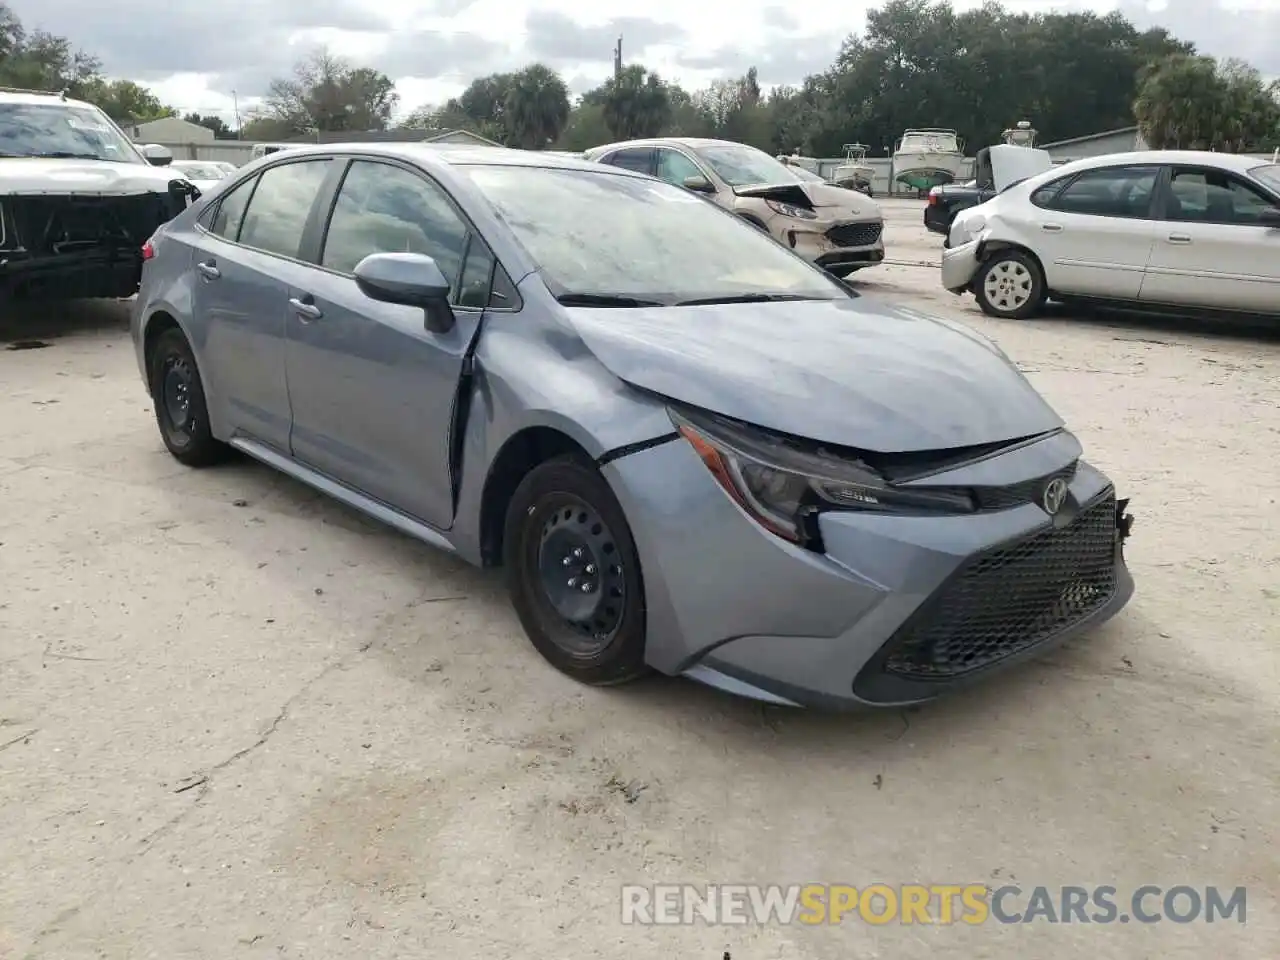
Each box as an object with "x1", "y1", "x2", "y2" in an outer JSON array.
[
  {"x1": 831, "y1": 143, "x2": 875, "y2": 195},
  {"x1": 1001, "y1": 120, "x2": 1038, "y2": 147},
  {"x1": 891, "y1": 128, "x2": 965, "y2": 193}
]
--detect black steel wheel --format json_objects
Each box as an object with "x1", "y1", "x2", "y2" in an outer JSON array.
[
  {"x1": 504, "y1": 455, "x2": 649, "y2": 686},
  {"x1": 148, "y1": 327, "x2": 228, "y2": 466}
]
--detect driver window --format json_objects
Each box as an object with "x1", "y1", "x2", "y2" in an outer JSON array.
[
  {"x1": 655, "y1": 149, "x2": 705, "y2": 188},
  {"x1": 320, "y1": 160, "x2": 468, "y2": 289}
]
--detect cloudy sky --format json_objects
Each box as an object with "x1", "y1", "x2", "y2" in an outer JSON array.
[{"x1": 6, "y1": 0, "x2": 1279, "y2": 122}]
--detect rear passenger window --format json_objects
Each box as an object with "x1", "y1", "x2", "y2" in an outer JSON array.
[
  {"x1": 238, "y1": 159, "x2": 333, "y2": 258},
  {"x1": 320, "y1": 160, "x2": 468, "y2": 290},
  {"x1": 207, "y1": 176, "x2": 256, "y2": 240},
  {"x1": 1044, "y1": 166, "x2": 1158, "y2": 219},
  {"x1": 601, "y1": 148, "x2": 653, "y2": 174}
]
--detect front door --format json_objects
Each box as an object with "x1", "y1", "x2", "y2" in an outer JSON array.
[
  {"x1": 192, "y1": 159, "x2": 334, "y2": 451},
  {"x1": 1140, "y1": 165, "x2": 1280, "y2": 312},
  {"x1": 283, "y1": 158, "x2": 500, "y2": 529},
  {"x1": 1030, "y1": 164, "x2": 1161, "y2": 299}
]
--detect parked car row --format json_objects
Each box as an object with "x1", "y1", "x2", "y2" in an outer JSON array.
[
  {"x1": 936, "y1": 149, "x2": 1280, "y2": 320},
  {"x1": 128, "y1": 140, "x2": 1135, "y2": 709}
]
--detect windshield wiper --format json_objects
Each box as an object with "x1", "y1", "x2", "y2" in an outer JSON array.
[
  {"x1": 34, "y1": 151, "x2": 107, "y2": 160},
  {"x1": 674, "y1": 293, "x2": 816, "y2": 306},
  {"x1": 556, "y1": 292, "x2": 667, "y2": 308}
]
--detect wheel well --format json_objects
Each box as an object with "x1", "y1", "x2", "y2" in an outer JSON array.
[
  {"x1": 142, "y1": 311, "x2": 182, "y2": 392},
  {"x1": 479, "y1": 427, "x2": 593, "y2": 567},
  {"x1": 738, "y1": 212, "x2": 769, "y2": 231},
  {"x1": 979, "y1": 241, "x2": 1046, "y2": 282}
]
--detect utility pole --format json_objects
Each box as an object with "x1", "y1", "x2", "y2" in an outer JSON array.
[
  {"x1": 613, "y1": 36, "x2": 622, "y2": 80},
  {"x1": 231, "y1": 89, "x2": 242, "y2": 138}
]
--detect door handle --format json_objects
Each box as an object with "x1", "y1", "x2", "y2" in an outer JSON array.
[
  {"x1": 1167, "y1": 233, "x2": 1192, "y2": 244},
  {"x1": 289, "y1": 296, "x2": 322, "y2": 321},
  {"x1": 195, "y1": 261, "x2": 220, "y2": 280},
  {"x1": 1040, "y1": 223, "x2": 1063, "y2": 232}
]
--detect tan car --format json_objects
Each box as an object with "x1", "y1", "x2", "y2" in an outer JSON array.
[{"x1": 583, "y1": 137, "x2": 885, "y2": 277}]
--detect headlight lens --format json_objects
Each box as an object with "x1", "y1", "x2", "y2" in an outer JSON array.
[
  {"x1": 671, "y1": 409, "x2": 975, "y2": 545},
  {"x1": 764, "y1": 199, "x2": 818, "y2": 220}
]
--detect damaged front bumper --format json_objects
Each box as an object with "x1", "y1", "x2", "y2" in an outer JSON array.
[{"x1": 0, "y1": 180, "x2": 197, "y2": 302}]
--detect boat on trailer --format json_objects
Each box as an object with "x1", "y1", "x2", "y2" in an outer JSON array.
[
  {"x1": 892, "y1": 128, "x2": 965, "y2": 195},
  {"x1": 1001, "y1": 120, "x2": 1037, "y2": 147},
  {"x1": 831, "y1": 143, "x2": 875, "y2": 195}
]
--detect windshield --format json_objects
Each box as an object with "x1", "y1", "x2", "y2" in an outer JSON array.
[
  {"x1": 900, "y1": 131, "x2": 959, "y2": 153},
  {"x1": 173, "y1": 162, "x2": 224, "y2": 179},
  {"x1": 1249, "y1": 163, "x2": 1280, "y2": 194},
  {"x1": 693, "y1": 143, "x2": 801, "y2": 187},
  {"x1": 464, "y1": 165, "x2": 845, "y2": 304},
  {"x1": 0, "y1": 102, "x2": 143, "y2": 162}
]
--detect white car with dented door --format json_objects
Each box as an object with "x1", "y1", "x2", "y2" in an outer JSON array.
[{"x1": 942, "y1": 150, "x2": 1280, "y2": 319}]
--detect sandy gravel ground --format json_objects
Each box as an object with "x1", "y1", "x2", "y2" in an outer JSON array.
[{"x1": 1, "y1": 200, "x2": 1277, "y2": 959}]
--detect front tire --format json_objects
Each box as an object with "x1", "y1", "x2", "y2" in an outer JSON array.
[
  {"x1": 148, "y1": 327, "x2": 228, "y2": 466},
  {"x1": 974, "y1": 250, "x2": 1046, "y2": 320},
  {"x1": 503, "y1": 456, "x2": 649, "y2": 687}
]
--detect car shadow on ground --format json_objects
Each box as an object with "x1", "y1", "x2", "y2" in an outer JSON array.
[
  {"x1": 1033, "y1": 300, "x2": 1280, "y2": 345},
  {"x1": 0, "y1": 298, "x2": 132, "y2": 346},
  {"x1": 195, "y1": 449, "x2": 1136, "y2": 755}
]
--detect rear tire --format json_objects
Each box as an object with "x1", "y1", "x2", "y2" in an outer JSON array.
[
  {"x1": 974, "y1": 250, "x2": 1046, "y2": 320},
  {"x1": 503, "y1": 456, "x2": 650, "y2": 687},
  {"x1": 148, "y1": 327, "x2": 229, "y2": 466}
]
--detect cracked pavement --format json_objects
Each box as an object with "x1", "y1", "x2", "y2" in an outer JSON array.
[{"x1": 1, "y1": 201, "x2": 1278, "y2": 958}]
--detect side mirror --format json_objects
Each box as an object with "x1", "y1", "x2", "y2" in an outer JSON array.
[
  {"x1": 1258, "y1": 207, "x2": 1280, "y2": 228},
  {"x1": 141, "y1": 143, "x2": 173, "y2": 166},
  {"x1": 354, "y1": 252, "x2": 455, "y2": 333},
  {"x1": 682, "y1": 175, "x2": 716, "y2": 194}
]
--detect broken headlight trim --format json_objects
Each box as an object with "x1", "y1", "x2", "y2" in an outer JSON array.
[
  {"x1": 670, "y1": 408, "x2": 976, "y2": 545},
  {"x1": 764, "y1": 199, "x2": 818, "y2": 221}
]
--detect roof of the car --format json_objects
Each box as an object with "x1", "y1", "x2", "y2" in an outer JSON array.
[
  {"x1": 263, "y1": 141, "x2": 643, "y2": 176},
  {"x1": 1057, "y1": 150, "x2": 1266, "y2": 176},
  {"x1": 0, "y1": 89, "x2": 96, "y2": 108},
  {"x1": 583, "y1": 137, "x2": 751, "y2": 155}
]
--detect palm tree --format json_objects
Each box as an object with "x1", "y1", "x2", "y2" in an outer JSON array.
[{"x1": 503, "y1": 64, "x2": 570, "y2": 149}]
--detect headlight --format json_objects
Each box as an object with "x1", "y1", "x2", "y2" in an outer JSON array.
[
  {"x1": 764, "y1": 199, "x2": 818, "y2": 220},
  {"x1": 670, "y1": 409, "x2": 975, "y2": 546}
]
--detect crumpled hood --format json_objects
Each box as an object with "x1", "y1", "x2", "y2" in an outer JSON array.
[
  {"x1": 735, "y1": 180, "x2": 880, "y2": 218},
  {"x1": 564, "y1": 297, "x2": 1062, "y2": 452},
  {"x1": 0, "y1": 158, "x2": 189, "y2": 195}
]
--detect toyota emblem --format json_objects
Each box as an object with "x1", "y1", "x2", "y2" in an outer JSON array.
[{"x1": 1041, "y1": 477, "x2": 1069, "y2": 516}]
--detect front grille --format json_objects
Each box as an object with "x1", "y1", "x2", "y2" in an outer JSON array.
[
  {"x1": 827, "y1": 222, "x2": 883, "y2": 247},
  {"x1": 883, "y1": 493, "x2": 1118, "y2": 680},
  {"x1": 972, "y1": 462, "x2": 1078, "y2": 511}
]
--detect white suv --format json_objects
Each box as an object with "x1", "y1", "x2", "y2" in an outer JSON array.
[
  {"x1": 941, "y1": 150, "x2": 1280, "y2": 319},
  {"x1": 0, "y1": 88, "x2": 198, "y2": 303}
]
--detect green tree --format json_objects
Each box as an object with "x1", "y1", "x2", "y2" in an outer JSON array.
[
  {"x1": 262, "y1": 49, "x2": 398, "y2": 135},
  {"x1": 184, "y1": 111, "x2": 236, "y2": 139},
  {"x1": 0, "y1": 2, "x2": 101, "y2": 96},
  {"x1": 1135, "y1": 55, "x2": 1280, "y2": 151},
  {"x1": 556, "y1": 100, "x2": 611, "y2": 150},
  {"x1": 503, "y1": 63, "x2": 570, "y2": 148},
  {"x1": 81, "y1": 79, "x2": 171, "y2": 124},
  {"x1": 599, "y1": 65, "x2": 671, "y2": 140}
]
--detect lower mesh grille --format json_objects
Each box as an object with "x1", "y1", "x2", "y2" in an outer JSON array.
[
  {"x1": 884, "y1": 493, "x2": 1118, "y2": 680},
  {"x1": 826, "y1": 222, "x2": 883, "y2": 247}
]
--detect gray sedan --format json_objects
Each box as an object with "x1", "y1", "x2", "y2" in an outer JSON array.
[{"x1": 131, "y1": 143, "x2": 1135, "y2": 709}]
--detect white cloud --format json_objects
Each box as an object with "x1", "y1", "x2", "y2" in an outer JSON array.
[{"x1": 4, "y1": 0, "x2": 1275, "y2": 126}]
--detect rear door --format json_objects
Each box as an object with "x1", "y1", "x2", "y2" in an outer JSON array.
[
  {"x1": 283, "y1": 157, "x2": 518, "y2": 529},
  {"x1": 191, "y1": 158, "x2": 334, "y2": 451},
  {"x1": 1028, "y1": 164, "x2": 1161, "y2": 299},
  {"x1": 1140, "y1": 165, "x2": 1280, "y2": 312}
]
